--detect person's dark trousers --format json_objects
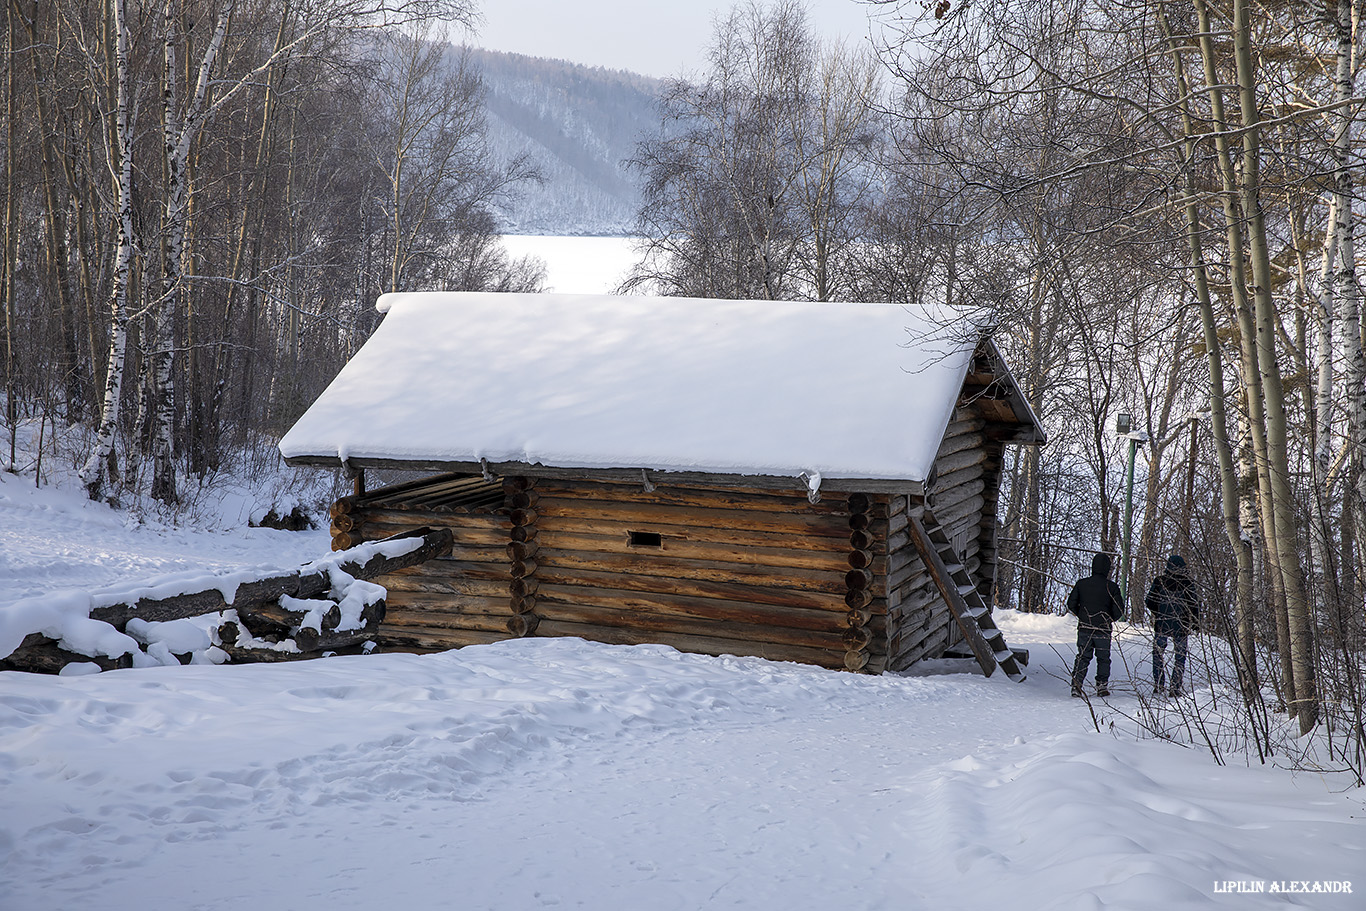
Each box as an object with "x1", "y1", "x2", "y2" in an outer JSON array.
[
  {"x1": 1072, "y1": 627, "x2": 1112, "y2": 689},
  {"x1": 1153, "y1": 633, "x2": 1189, "y2": 690}
]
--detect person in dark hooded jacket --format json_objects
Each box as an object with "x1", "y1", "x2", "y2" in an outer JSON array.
[
  {"x1": 1066, "y1": 552, "x2": 1125, "y2": 698},
  {"x1": 1145, "y1": 553, "x2": 1199, "y2": 696}
]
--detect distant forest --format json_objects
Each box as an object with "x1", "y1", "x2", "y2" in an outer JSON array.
[{"x1": 471, "y1": 48, "x2": 661, "y2": 234}]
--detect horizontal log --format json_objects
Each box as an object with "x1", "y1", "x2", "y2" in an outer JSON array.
[
  {"x1": 844, "y1": 588, "x2": 872, "y2": 610},
  {"x1": 503, "y1": 476, "x2": 537, "y2": 493},
  {"x1": 935, "y1": 429, "x2": 986, "y2": 460},
  {"x1": 382, "y1": 575, "x2": 512, "y2": 599},
  {"x1": 848, "y1": 548, "x2": 874, "y2": 570},
  {"x1": 536, "y1": 527, "x2": 853, "y2": 568},
  {"x1": 238, "y1": 601, "x2": 341, "y2": 638},
  {"x1": 358, "y1": 472, "x2": 482, "y2": 504},
  {"x1": 510, "y1": 507, "x2": 537, "y2": 527},
  {"x1": 362, "y1": 520, "x2": 512, "y2": 549},
  {"x1": 535, "y1": 566, "x2": 846, "y2": 615},
  {"x1": 330, "y1": 497, "x2": 355, "y2": 519},
  {"x1": 294, "y1": 621, "x2": 382, "y2": 653},
  {"x1": 533, "y1": 498, "x2": 854, "y2": 540},
  {"x1": 376, "y1": 625, "x2": 512, "y2": 651},
  {"x1": 534, "y1": 478, "x2": 885, "y2": 517},
  {"x1": 383, "y1": 591, "x2": 516, "y2": 617},
  {"x1": 382, "y1": 609, "x2": 516, "y2": 634},
  {"x1": 511, "y1": 558, "x2": 537, "y2": 579},
  {"x1": 0, "y1": 633, "x2": 135, "y2": 673},
  {"x1": 930, "y1": 478, "x2": 987, "y2": 515},
  {"x1": 362, "y1": 538, "x2": 508, "y2": 566},
  {"x1": 535, "y1": 582, "x2": 849, "y2": 633},
  {"x1": 512, "y1": 593, "x2": 538, "y2": 614},
  {"x1": 849, "y1": 528, "x2": 875, "y2": 551},
  {"x1": 934, "y1": 492, "x2": 987, "y2": 528},
  {"x1": 331, "y1": 514, "x2": 357, "y2": 533},
  {"x1": 511, "y1": 524, "x2": 539, "y2": 543},
  {"x1": 530, "y1": 618, "x2": 845, "y2": 669},
  {"x1": 511, "y1": 576, "x2": 539, "y2": 599},
  {"x1": 931, "y1": 462, "x2": 984, "y2": 499},
  {"x1": 847, "y1": 608, "x2": 873, "y2": 628},
  {"x1": 890, "y1": 623, "x2": 951, "y2": 672},
  {"x1": 356, "y1": 507, "x2": 511, "y2": 531},
  {"x1": 535, "y1": 549, "x2": 847, "y2": 596}
]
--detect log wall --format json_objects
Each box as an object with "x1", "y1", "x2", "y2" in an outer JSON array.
[
  {"x1": 344, "y1": 474, "x2": 519, "y2": 652},
  {"x1": 529, "y1": 479, "x2": 875, "y2": 671}
]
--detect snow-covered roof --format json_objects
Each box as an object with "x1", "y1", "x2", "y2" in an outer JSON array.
[{"x1": 279, "y1": 292, "x2": 994, "y2": 486}]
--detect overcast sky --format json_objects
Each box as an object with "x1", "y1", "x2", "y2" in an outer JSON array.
[{"x1": 470, "y1": 0, "x2": 897, "y2": 78}]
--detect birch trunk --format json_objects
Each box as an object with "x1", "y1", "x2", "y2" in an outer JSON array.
[
  {"x1": 80, "y1": 0, "x2": 135, "y2": 502},
  {"x1": 150, "y1": 0, "x2": 234, "y2": 504},
  {"x1": 1231, "y1": 0, "x2": 1317, "y2": 732}
]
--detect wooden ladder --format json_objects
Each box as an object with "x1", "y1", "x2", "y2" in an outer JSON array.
[{"x1": 908, "y1": 508, "x2": 1026, "y2": 682}]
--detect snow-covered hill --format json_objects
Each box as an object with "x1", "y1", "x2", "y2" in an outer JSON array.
[
  {"x1": 473, "y1": 48, "x2": 662, "y2": 235},
  {"x1": 0, "y1": 468, "x2": 1362, "y2": 909}
]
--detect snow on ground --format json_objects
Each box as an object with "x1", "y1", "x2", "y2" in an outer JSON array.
[{"x1": 1, "y1": 477, "x2": 1363, "y2": 910}]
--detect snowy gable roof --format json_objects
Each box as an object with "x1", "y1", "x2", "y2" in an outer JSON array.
[{"x1": 279, "y1": 292, "x2": 992, "y2": 486}]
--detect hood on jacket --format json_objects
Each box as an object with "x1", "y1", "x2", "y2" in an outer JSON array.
[
  {"x1": 1091, "y1": 552, "x2": 1112, "y2": 577},
  {"x1": 1166, "y1": 553, "x2": 1187, "y2": 574}
]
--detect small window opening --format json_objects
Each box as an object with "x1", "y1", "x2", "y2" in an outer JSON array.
[{"x1": 628, "y1": 530, "x2": 663, "y2": 548}]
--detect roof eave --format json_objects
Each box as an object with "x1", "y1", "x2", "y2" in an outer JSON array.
[{"x1": 283, "y1": 454, "x2": 926, "y2": 497}]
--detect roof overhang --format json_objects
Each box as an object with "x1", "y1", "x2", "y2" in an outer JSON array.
[{"x1": 285, "y1": 453, "x2": 926, "y2": 497}]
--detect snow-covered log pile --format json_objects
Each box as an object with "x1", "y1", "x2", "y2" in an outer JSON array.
[{"x1": 0, "y1": 528, "x2": 452, "y2": 674}]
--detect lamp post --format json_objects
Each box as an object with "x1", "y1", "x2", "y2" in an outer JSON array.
[{"x1": 1116, "y1": 412, "x2": 1149, "y2": 605}]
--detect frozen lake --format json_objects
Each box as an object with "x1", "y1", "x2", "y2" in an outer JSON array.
[{"x1": 502, "y1": 235, "x2": 641, "y2": 295}]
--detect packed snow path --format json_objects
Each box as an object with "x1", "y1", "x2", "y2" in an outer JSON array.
[{"x1": 2, "y1": 627, "x2": 1361, "y2": 911}]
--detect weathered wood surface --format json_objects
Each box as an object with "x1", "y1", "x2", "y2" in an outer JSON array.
[
  {"x1": 534, "y1": 581, "x2": 849, "y2": 631},
  {"x1": 0, "y1": 633, "x2": 136, "y2": 673},
  {"x1": 534, "y1": 549, "x2": 850, "y2": 594},
  {"x1": 535, "y1": 497, "x2": 855, "y2": 539},
  {"x1": 531, "y1": 618, "x2": 845, "y2": 668},
  {"x1": 533, "y1": 529, "x2": 861, "y2": 570}
]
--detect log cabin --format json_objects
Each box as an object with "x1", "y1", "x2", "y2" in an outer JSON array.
[{"x1": 280, "y1": 292, "x2": 1045, "y2": 676}]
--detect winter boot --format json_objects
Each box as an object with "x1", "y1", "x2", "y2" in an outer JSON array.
[{"x1": 1096, "y1": 682, "x2": 1110, "y2": 698}]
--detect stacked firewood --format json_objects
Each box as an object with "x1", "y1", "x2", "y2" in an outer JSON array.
[{"x1": 0, "y1": 528, "x2": 452, "y2": 673}]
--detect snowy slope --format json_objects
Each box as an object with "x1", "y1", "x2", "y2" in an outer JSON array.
[{"x1": 1, "y1": 621, "x2": 1361, "y2": 910}]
